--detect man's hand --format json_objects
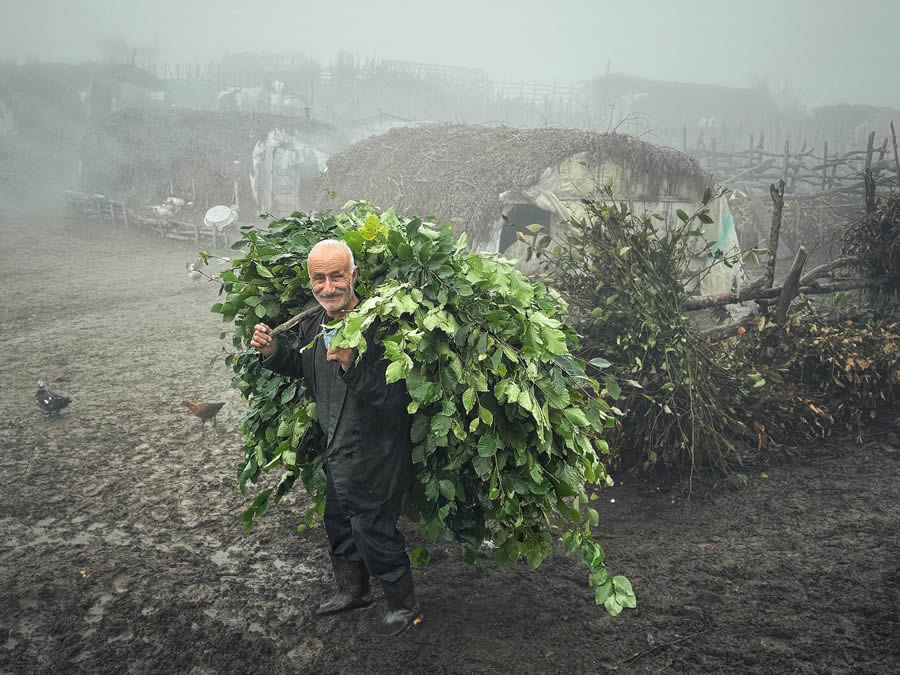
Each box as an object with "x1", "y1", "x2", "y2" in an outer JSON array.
[
  {"x1": 251, "y1": 323, "x2": 277, "y2": 358},
  {"x1": 327, "y1": 346, "x2": 357, "y2": 372}
]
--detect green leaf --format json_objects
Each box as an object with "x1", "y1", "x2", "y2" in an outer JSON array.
[
  {"x1": 541, "y1": 327, "x2": 568, "y2": 355},
  {"x1": 594, "y1": 578, "x2": 613, "y2": 604},
  {"x1": 280, "y1": 384, "x2": 297, "y2": 404},
  {"x1": 477, "y1": 433, "x2": 498, "y2": 457},
  {"x1": 431, "y1": 414, "x2": 452, "y2": 437},
  {"x1": 439, "y1": 479, "x2": 456, "y2": 501},
  {"x1": 605, "y1": 376, "x2": 621, "y2": 400},
  {"x1": 589, "y1": 357, "x2": 611, "y2": 370},
  {"x1": 411, "y1": 545, "x2": 431, "y2": 566},
  {"x1": 473, "y1": 455, "x2": 493, "y2": 480},
  {"x1": 564, "y1": 407, "x2": 590, "y2": 427},
  {"x1": 604, "y1": 595, "x2": 623, "y2": 616},
  {"x1": 526, "y1": 542, "x2": 547, "y2": 569},
  {"x1": 462, "y1": 387, "x2": 476, "y2": 413},
  {"x1": 479, "y1": 407, "x2": 494, "y2": 425},
  {"x1": 385, "y1": 360, "x2": 406, "y2": 384},
  {"x1": 255, "y1": 263, "x2": 274, "y2": 278}
]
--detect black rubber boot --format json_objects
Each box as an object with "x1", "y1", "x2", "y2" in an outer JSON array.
[
  {"x1": 315, "y1": 557, "x2": 373, "y2": 617},
  {"x1": 373, "y1": 567, "x2": 423, "y2": 637}
]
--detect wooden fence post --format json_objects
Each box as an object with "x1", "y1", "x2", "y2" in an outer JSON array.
[
  {"x1": 891, "y1": 122, "x2": 900, "y2": 179},
  {"x1": 763, "y1": 179, "x2": 786, "y2": 292}
]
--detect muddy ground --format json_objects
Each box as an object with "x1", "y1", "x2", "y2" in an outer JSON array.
[{"x1": 1, "y1": 219, "x2": 898, "y2": 674}]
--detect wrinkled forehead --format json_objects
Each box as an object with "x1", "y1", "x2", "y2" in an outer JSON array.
[{"x1": 307, "y1": 246, "x2": 353, "y2": 276}]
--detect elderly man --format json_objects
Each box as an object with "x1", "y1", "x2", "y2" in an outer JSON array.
[{"x1": 250, "y1": 239, "x2": 421, "y2": 637}]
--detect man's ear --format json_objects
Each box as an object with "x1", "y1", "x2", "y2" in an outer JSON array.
[{"x1": 351, "y1": 266, "x2": 359, "y2": 284}]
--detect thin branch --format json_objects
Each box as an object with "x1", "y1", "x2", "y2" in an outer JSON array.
[
  {"x1": 621, "y1": 629, "x2": 710, "y2": 666},
  {"x1": 798, "y1": 256, "x2": 862, "y2": 285}
]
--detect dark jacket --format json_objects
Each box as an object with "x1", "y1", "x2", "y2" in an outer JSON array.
[{"x1": 261, "y1": 305, "x2": 413, "y2": 514}]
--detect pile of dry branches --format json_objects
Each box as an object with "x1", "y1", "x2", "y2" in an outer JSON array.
[{"x1": 842, "y1": 191, "x2": 900, "y2": 283}]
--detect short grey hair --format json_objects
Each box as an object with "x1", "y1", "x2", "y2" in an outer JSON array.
[{"x1": 308, "y1": 239, "x2": 356, "y2": 270}]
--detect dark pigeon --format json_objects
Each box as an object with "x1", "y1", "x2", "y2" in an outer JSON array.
[{"x1": 36, "y1": 380, "x2": 71, "y2": 415}]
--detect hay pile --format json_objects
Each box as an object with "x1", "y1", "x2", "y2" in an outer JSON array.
[
  {"x1": 79, "y1": 109, "x2": 347, "y2": 209},
  {"x1": 316, "y1": 124, "x2": 711, "y2": 250}
]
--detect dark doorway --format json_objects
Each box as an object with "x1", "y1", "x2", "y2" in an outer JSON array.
[{"x1": 499, "y1": 203, "x2": 552, "y2": 253}]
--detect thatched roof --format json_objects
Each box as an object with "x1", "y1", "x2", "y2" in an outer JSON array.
[
  {"x1": 315, "y1": 124, "x2": 712, "y2": 244},
  {"x1": 80, "y1": 108, "x2": 347, "y2": 206}
]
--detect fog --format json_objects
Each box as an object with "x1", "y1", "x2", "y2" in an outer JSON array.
[
  {"x1": 3, "y1": 0, "x2": 898, "y2": 107},
  {"x1": 1, "y1": 0, "x2": 898, "y2": 224}
]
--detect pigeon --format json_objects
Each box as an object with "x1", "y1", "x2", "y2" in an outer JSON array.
[
  {"x1": 36, "y1": 380, "x2": 71, "y2": 415},
  {"x1": 186, "y1": 257, "x2": 204, "y2": 282}
]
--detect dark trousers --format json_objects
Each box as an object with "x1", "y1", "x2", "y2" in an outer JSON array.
[{"x1": 323, "y1": 470, "x2": 409, "y2": 584}]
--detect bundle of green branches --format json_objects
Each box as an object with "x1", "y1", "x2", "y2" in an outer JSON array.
[
  {"x1": 525, "y1": 187, "x2": 747, "y2": 478},
  {"x1": 210, "y1": 201, "x2": 634, "y2": 615}
]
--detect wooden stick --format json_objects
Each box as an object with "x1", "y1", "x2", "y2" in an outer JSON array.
[
  {"x1": 864, "y1": 131, "x2": 875, "y2": 171},
  {"x1": 781, "y1": 140, "x2": 790, "y2": 182},
  {"x1": 891, "y1": 121, "x2": 900, "y2": 178},
  {"x1": 789, "y1": 141, "x2": 806, "y2": 192},
  {"x1": 722, "y1": 158, "x2": 775, "y2": 184},
  {"x1": 785, "y1": 181, "x2": 865, "y2": 201},
  {"x1": 270, "y1": 304, "x2": 321, "y2": 338},
  {"x1": 774, "y1": 246, "x2": 807, "y2": 324},
  {"x1": 686, "y1": 276, "x2": 881, "y2": 312},
  {"x1": 763, "y1": 180, "x2": 786, "y2": 291},
  {"x1": 700, "y1": 315, "x2": 759, "y2": 342},
  {"x1": 798, "y1": 256, "x2": 861, "y2": 285},
  {"x1": 621, "y1": 630, "x2": 710, "y2": 666},
  {"x1": 864, "y1": 168, "x2": 876, "y2": 215}
]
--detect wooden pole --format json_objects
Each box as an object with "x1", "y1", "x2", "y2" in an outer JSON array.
[
  {"x1": 774, "y1": 246, "x2": 808, "y2": 325},
  {"x1": 781, "y1": 139, "x2": 790, "y2": 182},
  {"x1": 891, "y1": 121, "x2": 900, "y2": 179},
  {"x1": 864, "y1": 131, "x2": 875, "y2": 171},
  {"x1": 789, "y1": 140, "x2": 806, "y2": 192},
  {"x1": 864, "y1": 168, "x2": 876, "y2": 215},
  {"x1": 763, "y1": 179, "x2": 786, "y2": 291}
]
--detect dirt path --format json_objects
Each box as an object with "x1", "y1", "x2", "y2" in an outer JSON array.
[{"x1": 1, "y1": 220, "x2": 898, "y2": 674}]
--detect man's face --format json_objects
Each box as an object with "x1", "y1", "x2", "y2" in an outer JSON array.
[{"x1": 307, "y1": 246, "x2": 358, "y2": 317}]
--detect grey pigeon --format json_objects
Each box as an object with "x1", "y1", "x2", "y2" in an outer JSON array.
[{"x1": 36, "y1": 380, "x2": 71, "y2": 415}]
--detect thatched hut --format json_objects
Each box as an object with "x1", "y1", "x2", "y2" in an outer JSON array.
[{"x1": 316, "y1": 124, "x2": 742, "y2": 294}]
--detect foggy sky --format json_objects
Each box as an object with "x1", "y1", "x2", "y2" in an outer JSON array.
[{"x1": 2, "y1": 0, "x2": 897, "y2": 109}]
